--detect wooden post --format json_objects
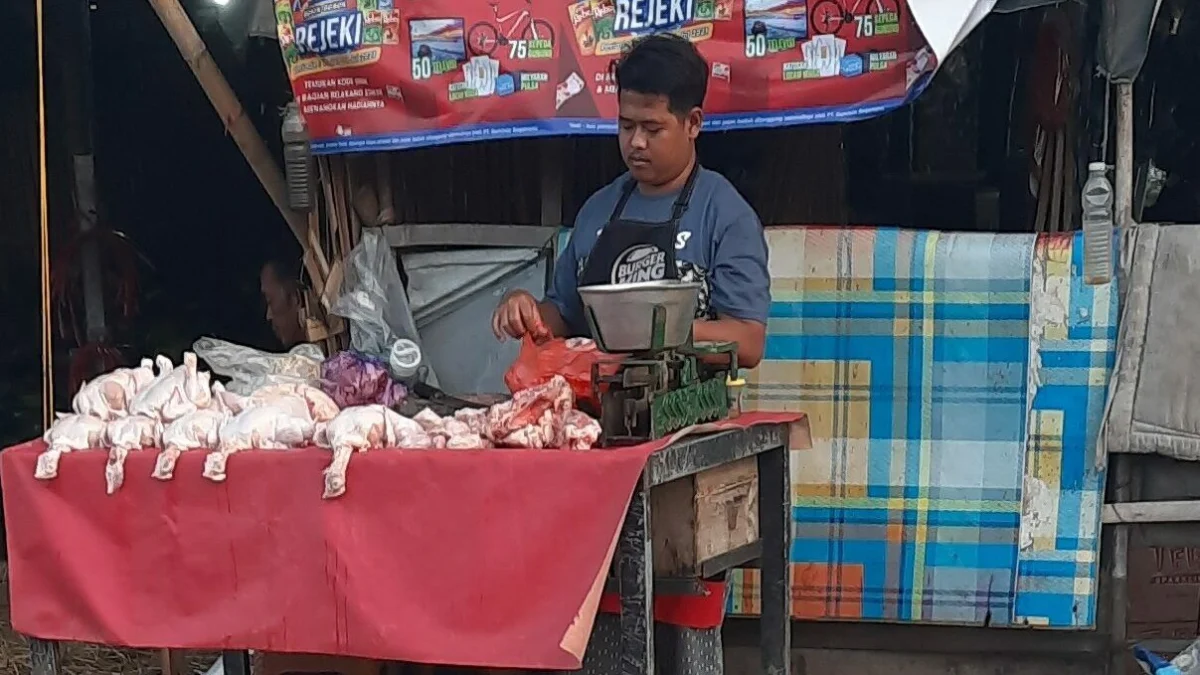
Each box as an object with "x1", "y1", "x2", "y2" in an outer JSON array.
[
  {"x1": 144, "y1": 0, "x2": 330, "y2": 286},
  {"x1": 1108, "y1": 454, "x2": 1133, "y2": 675},
  {"x1": 159, "y1": 649, "x2": 188, "y2": 675}
]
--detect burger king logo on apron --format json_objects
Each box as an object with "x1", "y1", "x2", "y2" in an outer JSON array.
[{"x1": 612, "y1": 244, "x2": 667, "y2": 284}]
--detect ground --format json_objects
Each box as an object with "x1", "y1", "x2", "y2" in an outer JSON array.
[{"x1": 0, "y1": 564, "x2": 217, "y2": 675}]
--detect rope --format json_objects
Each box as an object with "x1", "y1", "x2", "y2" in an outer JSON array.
[{"x1": 36, "y1": 0, "x2": 54, "y2": 430}]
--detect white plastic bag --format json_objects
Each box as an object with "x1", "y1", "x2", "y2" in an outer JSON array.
[
  {"x1": 332, "y1": 229, "x2": 437, "y2": 385},
  {"x1": 193, "y1": 337, "x2": 324, "y2": 395}
]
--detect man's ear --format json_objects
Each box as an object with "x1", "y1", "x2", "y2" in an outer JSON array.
[{"x1": 686, "y1": 107, "x2": 703, "y2": 140}]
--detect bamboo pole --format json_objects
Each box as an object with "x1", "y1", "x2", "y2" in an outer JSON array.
[{"x1": 145, "y1": 0, "x2": 330, "y2": 284}]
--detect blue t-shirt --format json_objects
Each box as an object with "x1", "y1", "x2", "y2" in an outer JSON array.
[{"x1": 546, "y1": 167, "x2": 771, "y2": 337}]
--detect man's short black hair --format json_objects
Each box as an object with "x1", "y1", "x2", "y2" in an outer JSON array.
[
  {"x1": 262, "y1": 255, "x2": 304, "y2": 293},
  {"x1": 614, "y1": 34, "x2": 708, "y2": 116}
]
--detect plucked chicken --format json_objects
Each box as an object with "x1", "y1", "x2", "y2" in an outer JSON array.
[
  {"x1": 129, "y1": 352, "x2": 213, "y2": 423},
  {"x1": 412, "y1": 408, "x2": 490, "y2": 449},
  {"x1": 203, "y1": 403, "x2": 313, "y2": 482},
  {"x1": 562, "y1": 409, "x2": 602, "y2": 450},
  {"x1": 35, "y1": 413, "x2": 108, "y2": 480},
  {"x1": 154, "y1": 407, "x2": 229, "y2": 480},
  {"x1": 316, "y1": 404, "x2": 432, "y2": 499},
  {"x1": 222, "y1": 382, "x2": 339, "y2": 422},
  {"x1": 485, "y1": 375, "x2": 574, "y2": 448},
  {"x1": 454, "y1": 408, "x2": 488, "y2": 435},
  {"x1": 481, "y1": 376, "x2": 602, "y2": 450},
  {"x1": 104, "y1": 415, "x2": 161, "y2": 494},
  {"x1": 71, "y1": 358, "x2": 159, "y2": 421}
]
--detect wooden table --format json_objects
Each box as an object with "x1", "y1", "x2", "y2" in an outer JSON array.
[{"x1": 26, "y1": 421, "x2": 797, "y2": 675}]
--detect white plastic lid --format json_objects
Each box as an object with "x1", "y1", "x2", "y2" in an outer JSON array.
[
  {"x1": 388, "y1": 339, "x2": 422, "y2": 376},
  {"x1": 1088, "y1": 162, "x2": 1107, "y2": 172}
]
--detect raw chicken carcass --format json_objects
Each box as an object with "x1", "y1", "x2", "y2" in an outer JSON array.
[
  {"x1": 315, "y1": 405, "x2": 432, "y2": 499},
  {"x1": 35, "y1": 413, "x2": 108, "y2": 480},
  {"x1": 203, "y1": 405, "x2": 313, "y2": 482},
  {"x1": 562, "y1": 409, "x2": 602, "y2": 450},
  {"x1": 413, "y1": 408, "x2": 446, "y2": 434},
  {"x1": 479, "y1": 377, "x2": 602, "y2": 450},
  {"x1": 104, "y1": 415, "x2": 161, "y2": 494},
  {"x1": 241, "y1": 383, "x2": 339, "y2": 422},
  {"x1": 71, "y1": 358, "x2": 159, "y2": 421},
  {"x1": 129, "y1": 352, "x2": 213, "y2": 423},
  {"x1": 454, "y1": 408, "x2": 487, "y2": 435},
  {"x1": 486, "y1": 375, "x2": 573, "y2": 448},
  {"x1": 154, "y1": 407, "x2": 228, "y2": 480},
  {"x1": 412, "y1": 408, "x2": 489, "y2": 449},
  {"x1": 444, "y1": 418, "x2": 489, "y2": 449}
]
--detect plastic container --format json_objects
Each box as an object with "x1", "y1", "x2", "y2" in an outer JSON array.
[
  {"x1": 1081, "y1": 161, "x2": 1113, "y2": 285},
  {"x1": 282, "y1": 102, "x2": 313, "y2": 211}
]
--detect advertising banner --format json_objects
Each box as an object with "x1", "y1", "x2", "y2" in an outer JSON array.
[{"x1": 274, "y1": 0, "x2": 938, "y2": 153}]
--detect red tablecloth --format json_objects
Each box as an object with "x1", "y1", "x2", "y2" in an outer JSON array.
[{"x1": 1, "y1": 412, "x2": 795, "y2": 669}]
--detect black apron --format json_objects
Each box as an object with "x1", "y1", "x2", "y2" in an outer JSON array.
[{"x1": 578, "y1": 163, "x2": 700, "y2": 287}]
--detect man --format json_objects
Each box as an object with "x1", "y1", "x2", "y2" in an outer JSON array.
[
  {"x1": 491, "y1": 33, "x2": 770, "y2": 675},
  {"x1": 260, "y1": 256, "x2": 307, "y2": 349},
  {"x1": 491, "y1": 33, "x2": 769, "y2": 369}
]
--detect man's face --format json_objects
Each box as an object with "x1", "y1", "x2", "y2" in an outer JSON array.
[
  {"x1": 260, "y1": 265, "x2": 304, "y2": 348},
  {"x1": 618, "y1": 91, "x2": 701, "y2": 186}
]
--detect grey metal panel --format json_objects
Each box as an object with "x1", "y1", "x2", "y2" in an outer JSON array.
[
  {"x1": 1106, "y1": 223, "x2": 1200, "y2": 461},
  {"x1": 407, "y1": 250, "x2": 547, "y2": 395}
]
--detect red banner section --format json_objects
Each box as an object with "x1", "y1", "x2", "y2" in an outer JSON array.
[
  {"x1": 274, "y1": 0, "x2": 936, "y2": 152},
  {"x1": 1, "y1": 413, "x2": 797, "y2": 668}
]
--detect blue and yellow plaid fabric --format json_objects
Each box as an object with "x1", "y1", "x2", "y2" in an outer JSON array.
[{"x1": 725, "y1": 228, "x2": 1115, "y2": 628}]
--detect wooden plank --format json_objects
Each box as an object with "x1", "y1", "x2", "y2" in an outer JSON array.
[
  {"x1": 1103, "y1": 500, "x2": 1200, "y2": 524},
  {"x1": 381, "y1": 223, "x2": 557, "y2": 249}
]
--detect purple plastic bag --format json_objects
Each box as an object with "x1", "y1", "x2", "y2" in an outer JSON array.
[{"x1": 320, "y1": 350, "x2": 407, "y2": 408}]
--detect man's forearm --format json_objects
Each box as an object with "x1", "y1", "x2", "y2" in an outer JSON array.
[
  {"x1": 537, "y1": 300, "x2": 570, "y2": 338},
  {"x1": 693, "y1": 317, "x2": 766, "y2": 369}
]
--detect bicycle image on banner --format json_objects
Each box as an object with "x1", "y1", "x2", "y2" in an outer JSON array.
[{"x1": 273, "y1": 0, "x2": 937, "y2": 153}]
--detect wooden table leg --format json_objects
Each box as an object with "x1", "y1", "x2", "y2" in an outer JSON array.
[
  {"x1": 161, "y1": 649, "x2": 189, "y2": 675},
  {"x1": 28, "y1": 638, "x2": 59, "y2": 675},
  {"x1": 758, "y1": 445, "x2": 791, "y2": 675},
  {"x1": 619, "y1": 476, "x2": 654, "y2": 675}
]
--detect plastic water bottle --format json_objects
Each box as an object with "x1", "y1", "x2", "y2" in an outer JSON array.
[
  {"x1": 1081, "y1": 161, "x2": 1113, "y2": 285},
  {"x1": 282, "y1": 102, "x2": 313, "y2": 211}
]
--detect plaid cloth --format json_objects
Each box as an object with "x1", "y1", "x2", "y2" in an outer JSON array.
[{"x1": 725, "y1": 228, "x2": 1115, "y2": 628}]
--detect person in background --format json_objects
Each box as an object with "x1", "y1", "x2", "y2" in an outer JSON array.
[
  {"x1": 492, "y1": 33, "x2": 770, "y2": 675},
  {"x1": 260, "y1": 256, "x2": 307, "y2": 349}
]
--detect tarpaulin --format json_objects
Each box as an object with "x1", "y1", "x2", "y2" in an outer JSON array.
[
  {"x1": 1, "y1": 412, "x2": 793, "y2": 669},
  {"x1": 1100, "y1": 0, "x2": 1162, "y2": 82}
]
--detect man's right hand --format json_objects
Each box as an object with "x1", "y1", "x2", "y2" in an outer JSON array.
[{"x1": 492, "y1": 290, "x2": 553, "y2": 341}]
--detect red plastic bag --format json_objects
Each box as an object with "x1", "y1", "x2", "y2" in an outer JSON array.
[{"x1": 504, "y1": 337, "x2": 621, "y2": 410}]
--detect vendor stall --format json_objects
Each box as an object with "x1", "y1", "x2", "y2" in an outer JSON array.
[{"x1": 3, "y1": 229, "x2": 808, "y2": 675}]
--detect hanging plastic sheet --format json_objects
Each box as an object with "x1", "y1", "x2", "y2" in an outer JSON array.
[{"x1": 332, "y1": 229, "x2": 438, "y2": 387}]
